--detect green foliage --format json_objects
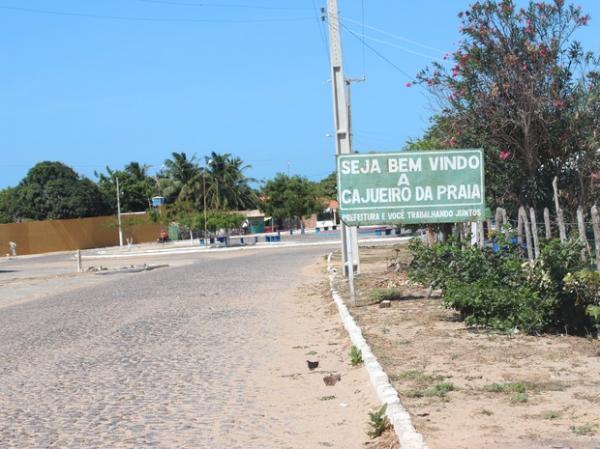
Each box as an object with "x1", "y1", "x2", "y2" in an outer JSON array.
[
  {"x1": 510, "y1": 392, "x2": 529, "y2": 404},
  {"x1": 396, "y1": 370, "x2": 444, "y2": 386},
  {"x1": 571, "y1": 424, "x2": 595, "y2": 436},
  {"x1": 200, "y1": 152, "x2": 258, "y2": 210},
  {"x1": 13, "y1": 161, "x2": 110, "y2": 220},
  {"x1": 350, "y1": 345, "x2": 363, "y2": 366},
  {"x1": 157, "y1": 152, "x2": 200, "y2": 203},
  {"x1": 425, "y1": 382, "x2": 455, "y2": 397},
  {"x1": 0, "y1": 187, "x2": 16, "y2": 223},
  {"x1": 369, "y1": 288, "x2": 402, "y2": 302},
  {"x1": 149, "y1": 200, "x2": 244, "y2": 234},
  {"x1": 96, "y1": 162, "x2": 157, "y2": 213},
  {"x1": 408, "y1": 237, "x2": 600, "y2": 335},
  {"x1": 367, "y1": 405, "x2": 389, "y2": 439},
  {"x1": 407, "y1": 237, "x2": 523, "y2": 291},
  {"x1": 444, "y1": 280, "x2": 554, "y2": 334},
  {"x1": 261, "y1": 173, "x2": 320, "y2": 223},
  {"x1": 157, "y1": 151, "x2": 257, "y2": 211},
  {"x1": 542, "y1": 411, "x2": 560, "y2": 420},
  {"x1": 483, "y1": 383, "x2": 527, "y2": 394},
  {"x1": 406, "y1": 382, "x2": 455, "y2": 399},
  {"x1": 316, "y1": 171, "x2": 337, "y2": 200},
  {"x1": 414, "y1": 0, "x2": 600, "y2": 210}
]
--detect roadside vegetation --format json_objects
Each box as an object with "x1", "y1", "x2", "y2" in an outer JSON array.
[{"x1": 408, "y1": 236, "x2": 600, "y2": 335}]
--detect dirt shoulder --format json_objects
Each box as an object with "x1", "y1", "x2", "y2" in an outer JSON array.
[
  {"x1": 256, "y1": 258, "x2": 398, "y2": 448},
  {"x1": 332, "y1": 245, "x2": 600, "y2": 449}
]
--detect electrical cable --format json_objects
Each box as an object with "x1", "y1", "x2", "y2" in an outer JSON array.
[
  {"x1": 341, "y1": 16, "x2": 448, "y2": 55},
  {"x1": 136, "y1": 0, "x2": 312, "y2": 11},
  {"x1": 0, "y1": 4, "x2": 313, "y2": 23},
  {"x1": 360, "y1": 0, "x2": 366, "y2": 77},
  {"x1": 343, "y1": 25, "x2": 447, "y2": 62},
  {"x1": 337, "y1": 21, "x2": 414, "y2": 81},
  {"x1": 310, "y1": 0, "x2": 330, "y2": 67}
]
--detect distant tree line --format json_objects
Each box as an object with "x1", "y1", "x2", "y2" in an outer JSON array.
[{"x1": 0, "y1": 152, "x2": 338, "y2": 227}]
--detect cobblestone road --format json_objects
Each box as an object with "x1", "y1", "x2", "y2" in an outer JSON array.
[{"x1": 0, "y1": 246, "x2": 376, "y2": 449}]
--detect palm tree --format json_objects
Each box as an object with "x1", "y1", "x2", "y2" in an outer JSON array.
[
  {"x1": 203, "y1": 152, "x2": 258, "y2": 210},
  {"x1": 158, "y1": 152, "x2": 200, "y2": 203}
]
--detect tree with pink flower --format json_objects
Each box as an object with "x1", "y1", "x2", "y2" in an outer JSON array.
[{"x1": 414, "y1": 0, "x2": 600, "y2": 212}]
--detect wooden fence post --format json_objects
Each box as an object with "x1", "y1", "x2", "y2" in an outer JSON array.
[
  {"x1": 530, "y1": 207, "x2": 540, "y2": 259},
  {"x1": 501, "y1": 208, "x2": 509, "y2": 240},
  {"x1": 425, "y1": 225, "x2": 436, "y2": 247},
  {"x1": 495, "y1": 208, "x2": 503, "y2": 231},
  {"x1": 543, "y1": 207, "x2": 552, "y2": 239},
  {"x1": 477, "y1": 221, "x2": 485, "y2": 249},
  {"x1": 591, "y1": 206, "x2": 600, "y2": 271},
  {"x1": 552, "y1": 176, "x2": 567, "y2": 242},
  {"x1": 519, "y1": 206, "x2": 534, "y2": 262},
  {"x1": 577, "y1": 206, "x2": 591, "y2": 261},
  {"x1": 517, "y1": 209, "x2": 524, "y2": 244}
]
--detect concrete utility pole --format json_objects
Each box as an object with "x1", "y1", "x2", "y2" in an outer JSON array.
[
  {"x1": 326, "y1": 0, "x2": 360, "y2": 276},
  {"x1": 116, "y1": 176, "x2": 124, "y2": 247}
]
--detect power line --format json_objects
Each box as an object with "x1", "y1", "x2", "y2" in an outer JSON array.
[
  {"x1": 343, "y1": 26, "x2": 447, "y2": 62},
  {"x1": 337, "y1": 22, "x2": 414, "y2": 81},
  {"x1": 136, "y1": 0, "x2": 312, "y2": 10},
  {"x1": 0, "y1": 5, "x2": 313, "y2": 23},
  {"x1": 360, "y1": 0, "x2": 366, "y2": 77},
  {"x1": 341, "y1": 16, "x2": 448, "y2": 55},
  {"x1": 310, "y1": 0, "x2": 330, "y2": 67}
]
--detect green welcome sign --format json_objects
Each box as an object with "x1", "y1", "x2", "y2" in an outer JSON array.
[{"x1": 337, "y1": 149, "x2": 485, "y2": 225}]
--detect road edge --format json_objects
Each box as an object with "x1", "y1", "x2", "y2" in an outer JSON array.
[{"x1": 327, "y1": 252, "x2": 429, "y2": 449}]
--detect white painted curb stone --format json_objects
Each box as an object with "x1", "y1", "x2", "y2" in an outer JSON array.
[{"x1": 327, "y1": 252, "x2": 429, "y2": 449}]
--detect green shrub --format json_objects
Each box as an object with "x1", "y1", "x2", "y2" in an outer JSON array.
[
  {"x1": 527, "y1": 239, "x2": 593, "y2": 333},
  {"x1": 407, "y1": 237, "x2": 523, "y2": 290},
  {"x1": 408, "y1": 236, "x2": 600, "y2": 335},
  {"x1": 444, "y1": 280, "x2": 556, "y2": 333}
]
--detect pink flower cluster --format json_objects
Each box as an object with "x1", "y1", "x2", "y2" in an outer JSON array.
[{"x1": 499, "y1": 150, "x2": 511, "y2": 160}]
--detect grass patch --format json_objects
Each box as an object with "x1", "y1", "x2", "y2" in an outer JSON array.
[
  {"x1": 426, "y1": 382, "x2": 455, "y2": 397},
  {"x1": 542, "y1": 411, "x2": 561, "y2": 420},
  {"x1": 406, "y1": 382, "x2": 455, "y2": 399},
  {"x1": 369, "y1": 288, "x2": 403, "y2": 302},
  {"x1": 392, "y1": 370, "x2": 445, "y2": 386},
  {"x1": 571, "y1": 424, "x2": 595, "y2": 436},
  {"x1": 483, "y1": 382, "x2": 527, "y2": 394},
  {"x1": 510, "y1": 392, "x2": 528, "y2": 404},
  {"x1": 480, "y1": 409, "x2": 494, "y2": 416},
  {"x1": 319, "y1": 395, "x2": 336, "y2": 401}
]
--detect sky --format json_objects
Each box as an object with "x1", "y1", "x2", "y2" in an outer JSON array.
[{"x1": 1, "y1": 0, "x2": 599, "y2": 189}]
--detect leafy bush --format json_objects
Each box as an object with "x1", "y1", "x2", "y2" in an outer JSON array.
[
  {"x1": 407, "y1": 237, "x2": 599, "y2": 335},
  {"x1": 407, "y1": 237, "x2": 523, "y2": 290},
  {"x1": 444, "y1": 280, "x2": 555, "y2": 334}
]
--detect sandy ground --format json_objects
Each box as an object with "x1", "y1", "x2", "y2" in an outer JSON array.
[
  {"x1": 333, "y1": 245, "x2": 600, "y2": 449},
  {"x1": 257, "y1": 260, "x2": 398, "y2": 449},
  {"x1": 0, "y1": 247, "x2": 397, "y2": 448}
]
